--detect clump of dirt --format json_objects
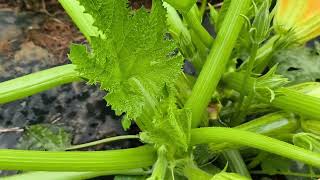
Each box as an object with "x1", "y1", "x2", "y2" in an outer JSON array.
[
  {"x1": 0, "y1": 40, "x2": 11, "y2": 55},
  {"x1": 0, "y1": 0, "x2": 62, "y2": 15},
  {"x1": 14, "y1": 41, "x2": 54, "y2": 62},
  {"x1": 129, "y1": 0, "x2": 152, "y2": 9},
  {"x1": 27, "y1": 18, "x2": 84, "y2": 62},
  {"x1": 1, "y1": 0, "x2": 84, "y2": 62}
]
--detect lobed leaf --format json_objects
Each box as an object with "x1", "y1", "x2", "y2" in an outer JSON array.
[{"x1": 69, "y1": 0, "x2": 184, "y2": 125}]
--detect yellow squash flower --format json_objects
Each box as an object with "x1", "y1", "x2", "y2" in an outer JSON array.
[{"x1": 274, "y1": 0, "x2": 320, "y2": 43}]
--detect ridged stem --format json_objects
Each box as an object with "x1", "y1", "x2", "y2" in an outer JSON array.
[
  {"x1": 222, "y1": 150, "x2": 251, "y2": 178},
  {"x1": 185, "y1": 0, "x2": 252, "y2": 127},
  {"x1": 183, "y1": 164, "x2": 212, "y2": 180},
  {"x1": 3, "y1": 169, "x2": 148, "y2": 180},
  {"x1": 58, "y1": 0, "x2": 100, "y2": 42},
  {"x1": 0, "y1": 125, "x2": 317, "y2": 173},
  {"x1": 191, "y1": 127, "x2": 320, "y2": 168},
  {"x1": 209, "y1": 112, "x2": 299, "y2": 152},
  {"x1": 0, "y1": 146, "x2": 156, "y2": 171},
  {"x1": 184, "y1": 5, "x2": 214, "y2": 48},
  {"x1": 0, "y1": 64, "x2": 80, "y2": 104},
  {"x1": 223, "y1": 72, "x2": 320, "y2": 120}
]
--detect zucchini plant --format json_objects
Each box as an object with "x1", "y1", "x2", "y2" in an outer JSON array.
[{"x1": 1, "y1": 0, "x2": 320, "y2": 179}]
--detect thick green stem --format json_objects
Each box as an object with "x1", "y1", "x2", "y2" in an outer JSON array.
[
  {"x1": 212, "y1": 172, "x2": 250, "y2": 180},
  {"x1": 58, "y1": 0, "x2": 100, "y2": 42},
  {"x1": 0, "y1": 124, "x2": 310, "y2": 172},
  {"x1": 235, "y1": 112, "x2": 299, "y2": 135},
  {"x1": 271, "y1": 88, "x2": 320, "y2": 120},
  {"x1": 165, "y1": 2, "x2": 207, "y2": 71},
  {"x1": 253, "y1": 35, "x2": 282, "y2": 73},
  {"x1": 233, "y1": 43, "x2": 259, "y2": 124},
  {"x1": 191, "y1": 127, "x2": 320, "y2": 168},
  {"x1": 185, "y1": 0, "x2": 251, "y2": 127},
  {"x1": 0, "y1": 65, "x2": 80, "y2": 104},
  {"x1": 223, "y1": 72, "x2": 320, "y2": 120},
  {"x1": 184, "y1": 5, "x2": 214, "y2": 48},
  {"x1": 199, "y1": 0, "x2": 208, "y2": 18},
  {"x1": 239, "y1": 44, "x2": 259, "y2": 100},
  {"x1": 165, "y1": 2, "x2": 194, "y2": 57},
  {"x1": 3, "y1": 169, "x2": 148, "y2": 180},
  {"x1": 222, "y1": 150, "x2": 251, "y2": 178},
  {"x1": 183, "y1": 163, "x2": 212, "y2": 180},
  {"x1": 149, "y1": 146, "x2": 168, "y2": 180},
  {"x1": 210, "y1": 112, "x2": 299, "y2": 152},
  {"x1": 0, "y1": 146, "x2": 156, "y2": 171},
  {"x1": 66, "y1": 135, "x2": 139, "y2": 150},
  {"x1": 247, "y1": 152, "x2": 268, "y2": 169}
]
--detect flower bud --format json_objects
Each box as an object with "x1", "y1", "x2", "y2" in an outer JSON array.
[{"x1": 252, "y1": 0, "x2": 272, "y2": 44}]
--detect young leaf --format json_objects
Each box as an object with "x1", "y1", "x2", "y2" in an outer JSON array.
[
  {"x1": 251, "y1": 0, "x2": 272, "y2": 44},
  {"x1": 18, "y1": 124, "x2": 71, "y2": 151},
  {"x1": 140, "y1": 87, "x2": 191, "y2": 159},
  {"x1": 256, "y1": 65, "x2": 289, "y2": 90},
  {"x1": 69, "y1": 0, "x2": 184, "y2": 127}
]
